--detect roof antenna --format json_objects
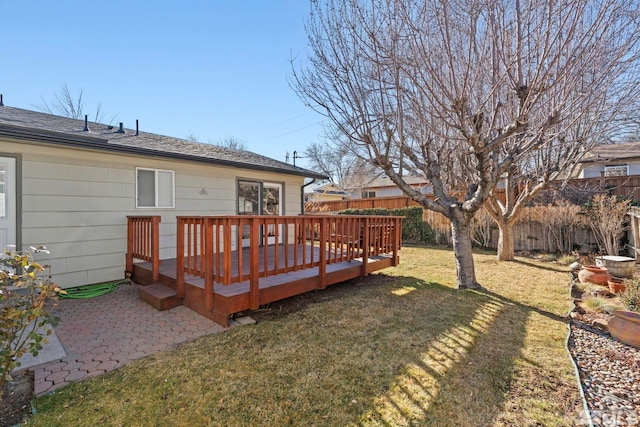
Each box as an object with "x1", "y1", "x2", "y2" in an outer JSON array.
[
  {"x1": 0, "y1": 94, "x2": 4, "y2": 107},
  {"x1": 116, "y1": 122, "x2": 126, "y2": 134},
  {"x1": 136, "y1": 119, "x2": 139, "y2": 136},
  {"x1": 83, "y1": 114, "x2": 90, "y2": 132}
]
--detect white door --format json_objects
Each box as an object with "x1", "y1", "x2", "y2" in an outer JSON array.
[{"x1": 0, "y1": 157, "x2": 16, "y2": 250}]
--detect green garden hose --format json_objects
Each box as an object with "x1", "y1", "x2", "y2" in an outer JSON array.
[{"x1": 58, "y1": 280, "x2": 129, "y2": 299}]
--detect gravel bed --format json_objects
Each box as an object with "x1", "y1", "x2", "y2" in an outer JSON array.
[{"x1": 569, "y1": 320, "x2": 640, "y2": 426}]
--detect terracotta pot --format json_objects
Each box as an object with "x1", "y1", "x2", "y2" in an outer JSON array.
[
  {"x1": 578, "y1": 265, "x2": 611, "y2": 286},
  {"x1": 608, "y1": 278, "x2": 627, "y2": 294},
  {"x1": 608, "y1": 310, "x2": 640, "y2": 349}
]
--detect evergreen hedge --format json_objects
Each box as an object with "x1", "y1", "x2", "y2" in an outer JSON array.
[{"x1": 338, "y1": 206, "x2": 435, "y2": 245}]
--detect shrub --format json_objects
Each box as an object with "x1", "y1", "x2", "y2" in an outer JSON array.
[
  {"x1": 583, "y1": 194, "x2": 631, "y2": 256},
  {"x1": 580, "y1": 296, "x2": 623, "y2": 314},
  {"x1": 339, "y1": 207, "x2": 436, "y2": 245},
  {"x1": 0, "y1": 246, "x2": 62, "y2": 400},
  {"x1": 620, "y1": 279, "x2": 640, "y2": 313}
]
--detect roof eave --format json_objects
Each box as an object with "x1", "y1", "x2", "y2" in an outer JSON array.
[{"x1": 0, "y1": 123, "x2": 328, "y2": 180}]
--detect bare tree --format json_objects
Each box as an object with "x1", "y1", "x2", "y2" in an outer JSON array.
[
  {"x1": 214, "y1": 136, "x2": 249, "y2": 151},
  {"x1": 292, "y1": 0, "x2": 640, "y2": 288},
  {"x1": 36, "y1": 83, "x2": 109, "y2": 123},
  {"x1": 304, "y1": 141, "x2": 357, "y2": 186}
]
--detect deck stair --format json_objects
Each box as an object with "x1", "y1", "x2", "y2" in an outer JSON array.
[{"x1": 138, "y1": 283, "x2": 183, "y2": 311}]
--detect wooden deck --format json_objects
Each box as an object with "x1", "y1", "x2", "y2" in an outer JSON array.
[{"x1": 127, "y1": 215, "x2": 401, "y2": 326}]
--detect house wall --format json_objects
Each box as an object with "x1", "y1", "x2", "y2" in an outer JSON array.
[
  {"x1": 579, "y1": 161, "x2": 640, "y2": 178},
  {"x1": 0, "y1": 139, "x2": 305, "y2": 288}
]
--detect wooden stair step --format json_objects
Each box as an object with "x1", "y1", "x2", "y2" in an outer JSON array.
[{"x1": 139, "y1": 283, "x2": 183, "y2": 311}]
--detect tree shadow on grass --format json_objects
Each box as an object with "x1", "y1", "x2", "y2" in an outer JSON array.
[
  {"x1": 344, "y1": 275, "x2": 579, "y2": 426},
  {"x1": 250, "y1": 273, "x2": 575, "y2": 425},
  {"x1": 512, "y1": 258, "x2": 570, "y2": 274}
]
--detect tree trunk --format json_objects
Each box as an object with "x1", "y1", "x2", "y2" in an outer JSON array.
[
  {"x1": 450, "y1": 210, "x2": 482, "y2": 289},
  {"x1": 496, "y1": 219, "x2": 516, "y2": 261}
]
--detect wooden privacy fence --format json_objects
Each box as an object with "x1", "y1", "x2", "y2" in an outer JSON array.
[{"x1": 307, "y1": 199, "x2": 602, "y2": 253}]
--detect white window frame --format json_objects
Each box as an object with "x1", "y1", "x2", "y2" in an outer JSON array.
[
  {"x1": 604, "y1": 165, "x2": 629, "y2": 177},
  {"x1": 361, "y1": 190, "x2": 376, "y2": 199},
  {"x1": 136, "y1": 167, "x2": 175, "y2": 209}
]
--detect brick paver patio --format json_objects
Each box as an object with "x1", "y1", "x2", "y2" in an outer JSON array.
[{"x1": 32, "y1": 283, "x2": 225, "y2": 395}]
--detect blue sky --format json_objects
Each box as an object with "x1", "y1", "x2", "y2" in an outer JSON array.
[{"x1": 2, "y1": 1, "x2": 324, "y2": 168}]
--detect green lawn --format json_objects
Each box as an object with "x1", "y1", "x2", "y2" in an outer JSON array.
[{"x1": 30, "y1": 246, "x2": 581, "y2": 426}]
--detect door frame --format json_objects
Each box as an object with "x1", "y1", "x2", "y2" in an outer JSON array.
[
  {"x1": 0, "y1": 153, "x2": 21, "y2": 251},
  {"x1": 237, "y1": 179, "x2": 285, "y2": 247}
]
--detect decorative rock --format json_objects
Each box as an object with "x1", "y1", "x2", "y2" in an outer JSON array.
[
  {"x1": 570, "y1": 261, "x2": 582, "y2": 272},
  {"x1": 569, "y1": 320, "x2": 640, "y2": 424}
]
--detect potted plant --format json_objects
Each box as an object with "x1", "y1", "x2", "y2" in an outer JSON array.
[{"x1": 608, "y1": 278, "x2": 640, "y2": 348}]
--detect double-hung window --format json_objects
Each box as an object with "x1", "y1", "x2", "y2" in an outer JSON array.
[{"x1": 136, "y1": 168, "x2": 175, "y2": 208}]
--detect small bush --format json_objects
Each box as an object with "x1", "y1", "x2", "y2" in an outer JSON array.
[
  {"x1": 580, "y1": 296, "x2": 623, "y2": 314},
  {"x1": 620, "y1": 279, "x2": 640, "y2": 312},
  {"x1": 339, "y1": 207, "x2": 436, "y2": 245},
  {"x1": 0, "y1": 246, "x2": 62, "y2": 400}
]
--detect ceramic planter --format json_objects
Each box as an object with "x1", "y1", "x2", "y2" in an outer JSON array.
[
  {"x1": 608, "y1": 310, "x2": 640, "y2": 349},
  {"x1": 608, "y1": 278, "x2": 627, "y2": 294},
  {"x1": 578, "y1": 265, "x2": 611, "y2": 286}
]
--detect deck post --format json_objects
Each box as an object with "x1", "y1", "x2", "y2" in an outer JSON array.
[
  {"x1": 205, "y1": 218, "x2": 215, "y2": 312},
  {"x1": 392, "y1": 217, "x2": 400, "y2": 266},
  {"x1": 176, "y1": 218, "x2": 185, "y2": 298},
  {"x1": 249, "y1": 217, "x2": 260, "y2": 309},
  {"x1": 126, "y1": 217, "x2": 134, "y2": 275},
  {"x1": 319, "y1": 217, "x2": 327, "y2": 289},
  {"x1": 361, "y1": 217, "x2": 370, "y2": 277},
  {"x1": 223, "y1": 218, "x2": 232, "y2": 285},
  {"x1": 151, "y1": 216, "x2": 161, "y2": 282}
]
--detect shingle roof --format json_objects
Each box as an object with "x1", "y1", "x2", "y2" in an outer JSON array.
[
  {"x1": 580, "y1": 141, "x2": 640, "y2": 164},
  {"x1": 0, "y1": 106, "x2": 327, "y2": 179}
]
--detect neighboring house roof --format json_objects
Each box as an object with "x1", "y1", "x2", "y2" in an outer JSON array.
[
  {"x1": 0, "y1": 106, "x2": 327, "y2": 179},
  {"x1": 345, "y1": 174, "x2": 429, "y2": 190},
  {"x1": 304, "y1": 181, "x2": 350, "y2": 197},
  {"x1": 579, "y1": 141, "x2": 640, "y2": 164}
]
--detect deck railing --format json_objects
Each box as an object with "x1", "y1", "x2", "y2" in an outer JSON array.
[
  {"x1": 126, "y1": 216, "x2": 161, "y2": 281},
  {"x1": 176, "y1": 215, "x2": 401, "y2": 311}
]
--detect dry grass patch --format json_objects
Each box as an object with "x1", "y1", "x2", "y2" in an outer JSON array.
[{"x1": 30, "y1": 247, "x2": 580, "y2": 426}]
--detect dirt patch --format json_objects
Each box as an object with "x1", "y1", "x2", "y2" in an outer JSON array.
[{"x1": 0, "y1": 371, "x2": 34, "y2": 427}]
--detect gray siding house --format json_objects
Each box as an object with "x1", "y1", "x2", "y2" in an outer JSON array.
[{"x1": 0, "y1": 105, "x2": 325, "y2": 288}]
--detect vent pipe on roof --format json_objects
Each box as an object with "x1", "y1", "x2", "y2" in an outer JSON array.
[
  {"x1": 83, "y1": 114, "x2": 90, "y2": 132},
  {"x1": 0, "y1": 94, "x2": 4, "y2": 107},
  {"x1": 136, "y1": 119, "x2": 139, "y2": 136},
  {"x1": 116, "y1": 122, "x2": 125, "y2": 134}
]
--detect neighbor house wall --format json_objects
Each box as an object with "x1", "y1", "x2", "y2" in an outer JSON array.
[
  {"x1": 579, "y1": 161, "x2": 640, "y2": 178},
  {"x1": 0, "y1": 138, "x2": 305, "y2": 288}
]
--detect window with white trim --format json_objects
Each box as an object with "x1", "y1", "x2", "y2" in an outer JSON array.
[
  {"x1": 604, "y1": 165, "x2": 629, "y2": 177},
  {"x1": 136, "y1": 168, "x2": 175, "y2": 208},
  {"x1": 361, "y1": 190, "x2": 376, "y2": 198}
]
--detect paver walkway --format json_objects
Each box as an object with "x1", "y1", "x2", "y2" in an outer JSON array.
[{"x1": 31, "y1": 282, "x2": 225, "y2": 395}]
